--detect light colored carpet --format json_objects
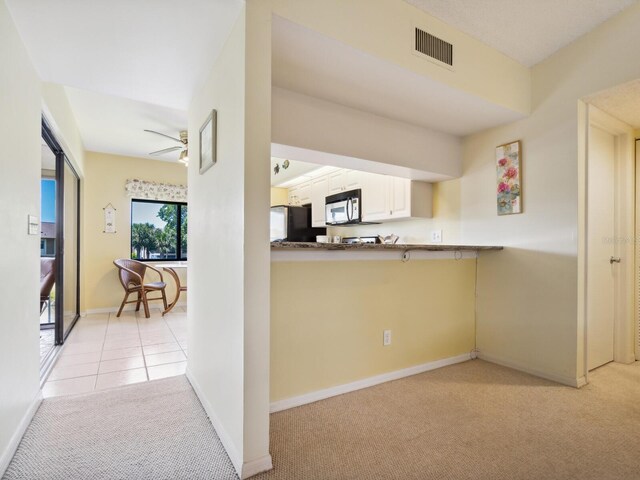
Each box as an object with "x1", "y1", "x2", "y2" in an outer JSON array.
[
  {"x1": 3, "y1": 375, "x2": 238, "y2": 480},
  {"x1": 255, "y1": 359, "x2": 640, "y2": 480}
]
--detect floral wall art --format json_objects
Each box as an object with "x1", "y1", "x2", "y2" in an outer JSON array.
[{"x1": 496, "y1": 140, "x2": 522, "y2": 215}]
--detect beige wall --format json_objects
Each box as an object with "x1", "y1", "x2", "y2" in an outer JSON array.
[
  {"x1": 270, "y1": 187, "x2": 288, "y2": 206},
  {"x1": 451, "y1": 3, "x2": 640, "y2": 385},
  {"x1": 270, "y1": 0, "x2": 530, "y2": 114},
  {"x1": 272, "y1": 87, "x2": 461, "y2": 179},
  {"x1": 271, "y1": 259, "x2": 476, "y2": 402},
  {"x1": 0, "y1": 1, "x2": 42, "y2": 472},
  {"x1": 267, "y1": 1, "x2": 640, "y2": 391},
  {"x1": 82, "y1": 152, "x2": 187, "y2": 312},
  {"x1": 42, "y1": 83, "x2": 85, "y2": 177}
]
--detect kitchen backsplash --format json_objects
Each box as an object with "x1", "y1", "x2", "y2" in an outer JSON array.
[{"x1": 329, "y1": 217, "x2": 460, "y2": 245}]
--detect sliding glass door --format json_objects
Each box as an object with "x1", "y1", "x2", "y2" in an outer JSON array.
[
  {"x1": 41, "y1": 120, "x2": 80, "y2": 350},
  {"x1": 60, "y1": 158, "x2": 80, "y2": 340},
  {"x1": 39, "y1": 136, "x2": 57, "y2": 362}
]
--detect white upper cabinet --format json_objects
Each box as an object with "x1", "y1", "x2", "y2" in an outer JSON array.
[
  {"x1": 360, "y1": 172, "x2": 390, "y2": 221},
  {"x1": 297, "y1": 181, "x2": 312, "y2": 206},
  {"x1": 287, "y1": 168, "x2": 431, "y2": 223},
  {"x1": 311, "y1": 176, "x2": 329, "y2": 227},
  {"x1": 390, "y1": 177, "x2": 410, "y2": 218},
  {"x1": 344, "y1": 170, "x2": 362, "y2": 191},
  {"x1": 287, "y1": 185, "x2": 298, "y2": 205},
  {"x1": 288, "y1": 181, "x2": 312, "y2": 206},
  {"x1": 328, "y1": 169, "x2": 361, "y2": 195},
  {"x1": 361, "y1": 173, "x2": 432, "y2": 222}
]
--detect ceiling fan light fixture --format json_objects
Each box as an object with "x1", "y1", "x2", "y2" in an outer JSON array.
[{"x1": 179, "y1": 149, "x2": 189, "y2": 166}]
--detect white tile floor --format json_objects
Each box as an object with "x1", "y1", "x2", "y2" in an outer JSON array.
[{"x1": 43, "y1": 306, "x2": 188, "y2": 398}]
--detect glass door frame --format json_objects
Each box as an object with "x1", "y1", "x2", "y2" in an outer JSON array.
[{"x1": 42, "y1": 120, "x2": 81, "y2": 345}]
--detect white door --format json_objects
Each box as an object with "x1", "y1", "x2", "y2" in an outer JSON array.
[
  {"x1": 636, "y1": 139, "x2": 640, "y2": 361},
  {"x1": 587, "y1": 125, "x2": 616, "y2": 370}
]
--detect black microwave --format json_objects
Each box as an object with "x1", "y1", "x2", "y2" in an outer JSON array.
[{"x1": 325, "y1": 189, "x2": 379, "y2": 226}]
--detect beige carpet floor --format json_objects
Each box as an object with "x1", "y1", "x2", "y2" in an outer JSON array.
[
  {"x1": 255, "y1": 359, "x2": 640, "y2": 480},
  {"x1": 3, "y1": 376, "x2": 238, "y2": 480}
]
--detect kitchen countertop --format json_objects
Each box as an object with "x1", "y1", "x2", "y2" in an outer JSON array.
[{"x1": 271, "y1": 241, "x2": 503, "y2": 252}]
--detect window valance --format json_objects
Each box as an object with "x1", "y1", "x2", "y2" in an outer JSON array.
[{"x1": 125, "y1": 179, "x2": 187, "y2": 202}]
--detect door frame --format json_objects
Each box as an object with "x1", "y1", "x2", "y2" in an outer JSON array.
[
  {"x1": 41, "y1": 119, "x2": 81, "y2": 345},
  {"x1": 635, "y1": 138, "x2": 640, "y2": 362},
  {"x1": 579, "y1": 103, "x2": 635, "y2": 381}
]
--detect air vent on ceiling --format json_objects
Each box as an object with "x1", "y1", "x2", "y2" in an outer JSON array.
[{"x1": 414, "y1": 27, "x2": 453, "y2": 67}]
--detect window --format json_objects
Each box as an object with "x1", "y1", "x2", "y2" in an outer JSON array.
[{"x1": 130, "y1": 199, "x2": 187, "y2": 261}]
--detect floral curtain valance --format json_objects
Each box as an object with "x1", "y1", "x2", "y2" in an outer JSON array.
[{"x1": 125, "y1": 179, "x2": 187, "y2": 202}]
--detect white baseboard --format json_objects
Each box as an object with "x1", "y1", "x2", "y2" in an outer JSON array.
[
  {"x1": 0, "y1": 390, "x2": 43, "y2": 477},
  {"x1": 270, "y1": 353, "x2": 472, "y2": 413},
  {"x1": 82, "y1": 301, "x2": 187, "y2": 316},
  {"x1": 478, "y1": 352, "x2": 584, "y2": 388},
  {"x1": 241, "y1": 454, "x2": 273, "y2": 479},
  {"x1": 185, "y1": 368, "x2": 243, "y2": 477}
]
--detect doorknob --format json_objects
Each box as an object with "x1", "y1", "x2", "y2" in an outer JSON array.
[{"x1": 609, "y1": 256, "x2": 621, "y2": 264}]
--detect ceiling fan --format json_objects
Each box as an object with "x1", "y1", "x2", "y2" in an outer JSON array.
[{"x1": 145, "y1": 129, "x2": 189, "y2": 166}]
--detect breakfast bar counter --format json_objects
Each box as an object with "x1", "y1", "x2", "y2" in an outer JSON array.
[
  {"x1": 270, "y1": 241, "x2": 503, "y2": 262},
  {"x1": 271, "y1": 241, "x2": 503, "y2": 252}
]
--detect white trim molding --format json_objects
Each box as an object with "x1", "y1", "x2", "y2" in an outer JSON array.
[
  {"x1": 82, "y1": 301, "x2": 187, "y2": 316},
  {"x1": 241, "y1": 455, "x2": 274, "y2": 479},
  {"x1": 270, "y1": 353, "x2": 471, "y2": 413},
  {"x1": 0, "y1": 390, "x2": 43, "y2": 477},
  {"x1": 185, "y1": 369, "x2": 243, "y2": 477},
  {"x1": 478, "y1": 352, "x2": 586, "y2": 388}
]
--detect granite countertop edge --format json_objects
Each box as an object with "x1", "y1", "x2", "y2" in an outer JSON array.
[{"x1": 270, "y1": 241, "x2": 503, "y2": 251}]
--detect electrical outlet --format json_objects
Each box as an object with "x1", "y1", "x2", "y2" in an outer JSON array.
[
  {"x1": 430, "y1": 229, "x2": 442, "y2": 243},
  {"x1": 383, "y1": 330, "x2": 392, "y2": 346}
]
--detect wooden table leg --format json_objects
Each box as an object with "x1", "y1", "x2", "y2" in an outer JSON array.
[{"x1": 162, "y1": 267, "x2": 181, "y2": 315}]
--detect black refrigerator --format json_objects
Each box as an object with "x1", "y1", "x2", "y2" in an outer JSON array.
[{"x1": 270, "y1": 205, "x2": 327, "y2": 242}]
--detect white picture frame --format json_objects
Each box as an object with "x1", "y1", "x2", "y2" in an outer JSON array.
[{"x1": 199, "y1": 109, "x2": 217, "y2": 174}]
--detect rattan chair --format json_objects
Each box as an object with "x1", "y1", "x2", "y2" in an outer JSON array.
[
  {"x1": 40, "y1": 257, "x2": 56, "y2": 315},
  {"x1": 113, "y1": 259, "x2": 168, "y2": 318}
]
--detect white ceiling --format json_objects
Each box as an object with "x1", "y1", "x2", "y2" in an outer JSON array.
[
  {"x1": 272, "y1": 16, "x2": 524, "y2": 137},
  {"x1": 6, "y1": 0, "x2": 242, "y2": 163},
  {"x1": 404, "y1": 0, "x2": 637, "y2": 67},
  {"x1": 270, "y1": 158, "x2": 323, "y2": 187},
  {"x1": 9, "y1": 1, "x2": 637, "y2": 165},
  {"x1": 6, "y1": 0, "x2": 244, "y2": 110},
  {"x1": 586, "y1": 79, "x2": 640, "y2": 129},
  {"x1": 65, "y1": 87, "x2": 188, "y2": 161}
]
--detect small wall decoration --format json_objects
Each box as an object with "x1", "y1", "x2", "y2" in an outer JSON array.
[
  {"x1": 103, "y1": 203, "x2": 117, "y2": 233},
  {"x1": 496, "y1": 140, "x2": 522, "y2": 215},
  {"x1": 273, "y1": 159, "x2": 290, "y2": 175},
  {"x1": 199, "y1": 109, "x2": 217, "y2": 174}
]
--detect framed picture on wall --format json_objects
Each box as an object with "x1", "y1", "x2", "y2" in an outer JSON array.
[
  {"x1": 199, "y1": 109, "x2": 217, "y2": 174},
  {"x1": 496, "y1": 140, "x2": 522, "y2": 215}
]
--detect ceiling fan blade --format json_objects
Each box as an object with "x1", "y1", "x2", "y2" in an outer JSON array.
[
  {"x1": 149, "y1": 146, "x2": 182, "y2": 156},
  {"x1": 144, "y1": 129, "x2": 183, "y2": 144}
]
